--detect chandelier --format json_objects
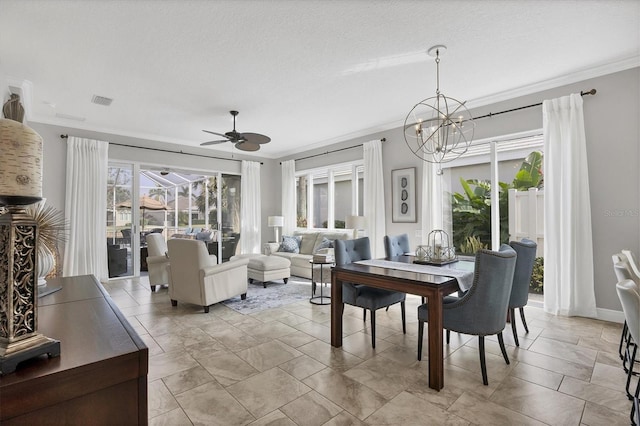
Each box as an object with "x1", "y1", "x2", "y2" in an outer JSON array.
[{"x1": 404, "y1": 45, "x2": 474, "y2": 167}]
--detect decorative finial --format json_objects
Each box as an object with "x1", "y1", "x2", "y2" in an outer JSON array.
[{"x1": 2, "y1": 94, "x2": 25, "y2": 123}]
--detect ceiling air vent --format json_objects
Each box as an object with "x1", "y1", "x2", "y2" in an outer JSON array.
[{"x1": 91, "y1": 95, "x2": 113, "y2": 106}]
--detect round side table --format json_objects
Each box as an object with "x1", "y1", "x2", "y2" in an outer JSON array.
[{"x1": 310, "y1": 259, "x2": 332, "y2": 305}]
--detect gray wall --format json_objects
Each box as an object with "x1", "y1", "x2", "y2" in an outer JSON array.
[
  {"x1": 5, "y1": 66, "x2": 639, "y2": 314},
  {"x1": 278, "y1": 67, "x2": 640, "y2": 313}
]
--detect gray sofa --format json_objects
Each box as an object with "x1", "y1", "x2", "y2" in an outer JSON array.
[{"x1": 263, "y1": 229, "x2": 354, "y2": 279}]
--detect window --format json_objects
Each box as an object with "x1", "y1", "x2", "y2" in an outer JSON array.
[
  {"x1": 296, "y1": 161, "x2": 363, "y2": 229},
  {"x1": 441, "y1": 131, "x2": 543, "y2": 255}
]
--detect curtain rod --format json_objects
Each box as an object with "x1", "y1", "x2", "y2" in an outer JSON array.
[
  {"x1": 59, "y1": 134, "x2": 263, "y2": 164},
  {"x1": 281, "y1": 137, "x2": 387, "y2": 164},
  {"x1": 473, "y1": 89, "x2": 596, "y2": 121}
]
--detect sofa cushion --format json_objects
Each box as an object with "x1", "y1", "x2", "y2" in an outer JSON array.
[
  {"x1": 279, "y1": 235, "x2": 301, "y2": 253},
  {"x1": 298, "y1": 233, "x2": 319, "y2": 255}
]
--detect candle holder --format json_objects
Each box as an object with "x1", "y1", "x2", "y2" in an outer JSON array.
[
  {"x1": 0, "y1": 204, "x2": 60, "y2": 374},
  {"x1": 414, "y1": 229, "x2": 458, "y2": 266},
  {"x1": 0, "y1": 100, "x2": 60, "y2": 375}
]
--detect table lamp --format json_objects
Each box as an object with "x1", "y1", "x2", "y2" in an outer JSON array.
[
  {"x1": 267, "y1": 215, "x2": 284, "y2": 242},
  {"x1": 0, "y1": 95, "x2": 60, "y2": 375},
  {"x1": 346, "y1": 215, "x2": 366, "y2": 238}
]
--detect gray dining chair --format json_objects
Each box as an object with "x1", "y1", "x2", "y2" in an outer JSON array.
[
  {"x1": 384, "y1": 233, "x2": 423, "y2": 305},
  {"x1": 616, "y1": 279, "x2": 640, "y2": 424},
  {"x1": 508, "y1": 238, "x2": 537, "y2": 346},
  {"x1": 417, "y1": 244, "x2": 517, "y2": 385},
  {"x1": 334, "y1": 237, "x2": 406, "y2": 349},
  {"x1": 384, "y1": 233, "x2": 410, "y2": 258}
]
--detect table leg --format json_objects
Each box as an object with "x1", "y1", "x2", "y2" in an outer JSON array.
[
  {"x1": 427, "y1": 291, "x2": 445, "y2": 390},
  {"x1": 331, "y1": 273, "x2": 343, "y2": 347}
]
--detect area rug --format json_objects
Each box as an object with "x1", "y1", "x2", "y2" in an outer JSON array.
[{"x1": 222, "y1": 278, "x2": 314, "y2": 314}]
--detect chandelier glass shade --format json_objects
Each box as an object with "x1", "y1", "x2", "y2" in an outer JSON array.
[{"x1": 404, "y1": 46, "x2": 475, "y2": 165}]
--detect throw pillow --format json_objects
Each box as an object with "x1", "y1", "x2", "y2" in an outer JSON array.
[
  {"x1": 278, "y1": 235, "x2": 301, "y2": 253},
  {"x1": 315, "y1": 237, "x2": 332, "y2": 252}
]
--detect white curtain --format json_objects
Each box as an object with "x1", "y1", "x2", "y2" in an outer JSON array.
[
  {"x1": 240, "y1": 160, "x2": 261, "y2": 254},
  {"x1": 363, "y1": 139, "x2": 386, "y2": 257},
  {"x1": 281, "y1": 159, "x2": 296, "y2": 237},
  {"x1": 63, "y1": 137, "x2": 109, "y2": 280},
  {"x1": 543, "y1": 93, "x2": 597, "y2": 317},
  {"x1": 421, "y1": 160, "x2": 445, "y2": 239}
]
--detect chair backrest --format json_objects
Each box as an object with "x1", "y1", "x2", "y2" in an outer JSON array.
[
  {"x1": 617, "y1": 279, "x2": 640, "y2": 344},
  {"x1": 508, "y1": 238, "x2": 537, "y2": 308},
  {"x1": 447, "y1": 244, "x2": 516, "y2": 335},
  {"x1": 334, "y1": 237, "x2": 372, "y2": 266},
  {"x1": 121, "y1": 228, "x2": 131, "y2": 239},
  {"x1": 384, "y1": 234, "x2": 410, "y2": 258},
  {"x1": 612, "y1": 253, "x2": 640, "y2": 286},
  {"x1": 622, "y1": 250, "x2": 640, "y2": 280},
  {"x1": 147, "y1": 233, "x2": 168, "y2": 257},
  {"x1": 167, "y1": 239, "x2": 216, "y2": 289}
]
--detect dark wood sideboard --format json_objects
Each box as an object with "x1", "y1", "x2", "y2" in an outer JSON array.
[{"x1": 0, "y1": 275, "x2": 148, "y2": 425}]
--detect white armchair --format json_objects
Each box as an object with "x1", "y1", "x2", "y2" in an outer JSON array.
[
  {"x1": 146, "y1": 233, "x2": 169, "y2": 292},
  {"x1": 167, "y1": 239, "x2": 250, "y2": 313}
]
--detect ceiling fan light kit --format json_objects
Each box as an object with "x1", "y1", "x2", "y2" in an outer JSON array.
[{"x1": 201, "y1": 110, "x2": 271, "y2": 152}]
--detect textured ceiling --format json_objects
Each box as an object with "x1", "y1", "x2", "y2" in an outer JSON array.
[{"x1": 1, "y1": 0, "x2": 638, "y2": 158}]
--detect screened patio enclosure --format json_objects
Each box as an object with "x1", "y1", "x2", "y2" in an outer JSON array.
[{"x1": 107, "y1": 165, "x2": 241, "y2": 278}]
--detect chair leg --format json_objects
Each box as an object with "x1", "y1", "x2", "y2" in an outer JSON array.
[
  {"x1": 204, "y1": 305, "x2": 210, "y2": 313},
  {"x1": 633, "y1": 369, "x2": 640, "y2": 425},
  {"x1": 171, "y1": 299, "x2": 177, "y2": 307},
  {"x1": 446, "y1": 329, "x2": 450, "y2": 344},
  {"x1": 151, "y1": 285, "x2": 156, "y2": 292},
  {"x1": 386, "y1": 306, "x2": 389, "y2": 311},
  {"x1": 284, "y1": 277, "x2": 288, "y2": 284},
  {"x1": 241, "y1": 293, "x2": 247, "y2": 300},
  {"x1": 363, "y1": 308, "x2": 366, "y2": 322},
  {"x1": 417, "y1": 320, "x2": 424, "y2": 361},
  {"x1": 510, "y1": 308, "x2": 520, "y2": 347},
  {"x1": 626, "y1": 343, "x2": 638, "y2": 400},
  {"x1": 519, "y1": 307, "x2": 529, "y2": 333},
  {"x1": 479, "y1": 336, "x2": 488, "y2": 386},
  {"x1": 621, "y1": 321, "x2": 629, "y2": 360},
  {"x1": 400, "y1": 301, "x2": 406, "y2": 334},
  {"x1": 498, "y1": 332, "x2": 510, "y2": 364},
  {"x1": 370, "y1": 309, "x2": 376, "y2": 349}
]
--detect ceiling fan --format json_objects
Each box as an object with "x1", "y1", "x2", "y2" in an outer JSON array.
[{"x1": 201, "y1": 110, "x2": 271, "y2": 152}]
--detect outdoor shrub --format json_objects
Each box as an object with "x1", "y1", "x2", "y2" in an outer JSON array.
[{"x1": 530, "y1": 256, "x2": 544, "y2": 294}]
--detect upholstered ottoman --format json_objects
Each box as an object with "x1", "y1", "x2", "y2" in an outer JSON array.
[{"x1": 231, "y1": 254, "x2": 291, "y2": 288}]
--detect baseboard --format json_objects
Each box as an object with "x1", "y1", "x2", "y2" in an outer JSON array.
[
  {"x1": 530, "y1": 299, "x2": 624, "y2": 324},
  {"x1": 597, "y1": 307, "x2": 625, "y2": 324}
]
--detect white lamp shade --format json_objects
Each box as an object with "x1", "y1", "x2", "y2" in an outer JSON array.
[
  {"x1": 346, "y1": 215, "x2": 366, "y2": 230},
  {"x1": 268, "y1": 216, "x2": 284, "y2": 227}
]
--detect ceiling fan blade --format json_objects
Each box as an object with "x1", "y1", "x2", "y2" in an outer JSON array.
[
  {"x1": 235, "y1": 141, "x2": 260, "y2": 152},
  {"x1": 202, "y1": 130, "x2": 230, "y2": 138},
  {"x1": 200, "y1": 139, "x2": 230, "y2": 146},
  {"x1": 240, "y1": 132, "x2": 271, "y2": 144}
]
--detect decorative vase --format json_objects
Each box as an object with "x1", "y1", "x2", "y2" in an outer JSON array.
[{"x1": 37, "y1": 246, "x2": 55, "y2": 286}]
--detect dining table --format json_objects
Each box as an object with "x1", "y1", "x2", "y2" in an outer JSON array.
[{"x1": 330, "y1": 254, "x2": 474, "y2": 391}]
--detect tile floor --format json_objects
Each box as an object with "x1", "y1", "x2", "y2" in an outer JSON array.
[{"x1": 104, "y1": 277, "x2": 633, "y2": 426}]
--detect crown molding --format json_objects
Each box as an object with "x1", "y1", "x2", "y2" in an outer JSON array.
[{"x1": 465, "y1": 55, "x2": 640, "y2": 111}]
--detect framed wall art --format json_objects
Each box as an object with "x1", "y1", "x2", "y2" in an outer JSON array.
[{"x1": 391, "y1": 167, "x2": 416, "y2": 222}]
